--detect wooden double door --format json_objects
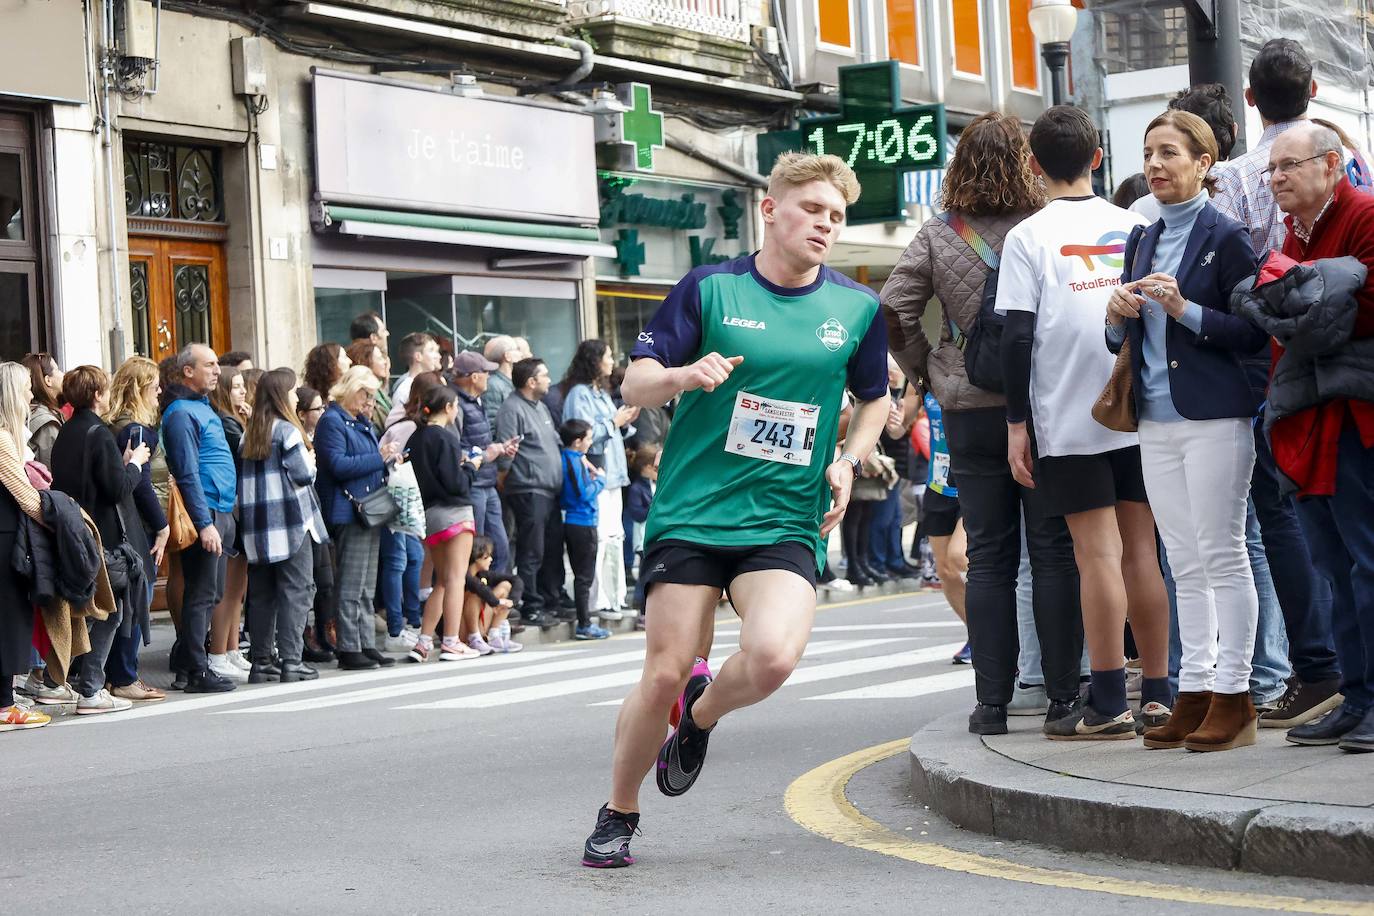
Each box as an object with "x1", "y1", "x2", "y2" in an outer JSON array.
[{"x1": 127, "y1": 236, "x2": 230, "y2": 359}]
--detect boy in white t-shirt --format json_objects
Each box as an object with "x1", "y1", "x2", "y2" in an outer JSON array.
[{"x1": 996, "y1": 106, "x2": 1173, "y2": 742}]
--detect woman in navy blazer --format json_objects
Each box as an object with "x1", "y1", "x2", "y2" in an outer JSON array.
[
  {"x1": 314, "y1": 366, "x2": 401, "y2": 669},
  {"x1": 1105, "y1": 110, "x2": 1266, "y2": 754}
]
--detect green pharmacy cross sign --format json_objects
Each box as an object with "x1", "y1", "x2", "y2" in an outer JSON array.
[
  {"x1": 597, "y1": 83, "x2": 665, "y2": 172},
  {"x1": 757, "y1": 61, "x2": 946, "y2": 224}
]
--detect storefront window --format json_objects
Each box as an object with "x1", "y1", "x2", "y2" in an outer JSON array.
[
  {"x1": 598, "y1": 291, "x2": 667, "y2": 365},
  {"x1": 384, "y1": 290, "x2": 579, "y2": 380},
  {"x1": 315, "y1": 288, "x2": 385, "y2": 347}
]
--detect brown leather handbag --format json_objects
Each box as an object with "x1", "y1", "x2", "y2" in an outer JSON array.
[
  {"x1": 166, "y1": 480, "x2": 198, "y2": 552},
  {"x1": 1092, "y1": 337, "x2": 1138, "y2": 433}
]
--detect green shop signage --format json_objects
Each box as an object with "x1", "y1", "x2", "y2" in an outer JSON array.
[
  {"x1": 593, "y1": 83, "x2": 666, "y2": 173},
  {"x1": 757, "y1": 61, "x2": 946, "y2": 225},
  {"x1": 597, "y1": 174, "x2": 754, "y2": 281}
]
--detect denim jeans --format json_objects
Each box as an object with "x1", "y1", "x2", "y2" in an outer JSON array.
[
  {"x1": 1294, "y1": 422, "x2": 1374, "y2": 717},
  {"x1": 1014, "y1": 525, "x2": 1040, "y2": 685},
  {"x1": 378, "y1": 527, "x2": 423, "y2": 636},
  {"x1": 1250, "y1": 420, "x2": 1340, "y2": 682},
  {"x1": 470, "y1": 485, "x2": 510, "y2": 574},
  {"x1": 868, "y1": 484, "x2": 905, "y2": 572},
  {"x1": 1164, "y1": 497, "x2": 1292, "y2": 699},
  {"x1": 943, "y1": 408, "x2": 1083, "y2": 706},
  {"x1": 1247, "y1": 499, "x2": 1292, "y2": 702}
]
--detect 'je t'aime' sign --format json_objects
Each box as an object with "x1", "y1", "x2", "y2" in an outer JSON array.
[{"x1": 312, "y1": 70, "x2": 600, "y2": 225}]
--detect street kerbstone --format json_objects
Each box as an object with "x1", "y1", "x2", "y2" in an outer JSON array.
[
  {"x1": 1241, "y1": 804, "x2": 1374, "y2": 885},
  {"x1": 909, "y1": 711, "x2": 1374, "y2": 884}
]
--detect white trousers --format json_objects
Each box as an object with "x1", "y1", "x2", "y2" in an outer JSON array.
[
  {"x1": 592, "y1": 486, "x2": 626, "y2": 611},
  {"x1": 1139, "y1": 418, "x2": 1258, "y2": 694}
]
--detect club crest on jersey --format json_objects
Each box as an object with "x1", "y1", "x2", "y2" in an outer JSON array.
[
  {"x1": 816, "y1": 318, "x2": 849, "y2": 351},
  {"x1": 723, "y1": 316, "x2": 766, "y2": 330}
]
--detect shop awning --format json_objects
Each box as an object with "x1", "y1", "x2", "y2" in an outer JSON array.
[{"x1": 326, "y1": 206, "x2": 616, "y2": 259}]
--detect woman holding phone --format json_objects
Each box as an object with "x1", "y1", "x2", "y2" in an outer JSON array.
[{"x1": 102, "y1": 357, "x2": 171, "y2": 702}]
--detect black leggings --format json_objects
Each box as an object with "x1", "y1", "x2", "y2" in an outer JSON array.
[
  {"x1": 943, "y1": 408, "x2": 1084, "y2": 706},
  {"x1": 842, "y1": 501, "x2": 875, "y2": 573}
]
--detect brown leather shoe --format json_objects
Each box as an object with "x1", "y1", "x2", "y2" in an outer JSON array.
[
  {"x1": 1143, "y1": 690, "x2": 1212, "y2": 749},
  {"x1": 108, "y1": 680, "x2": 167, "y2": 703},
  {"x1": 1184, "y1": 691, "x2": 1257, "y2": 752}
]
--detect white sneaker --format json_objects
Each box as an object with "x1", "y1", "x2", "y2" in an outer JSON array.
[
  {"x1": 227, "y1": 650, "x2": 252, "y2": 672},
  {"x1": 400, "y1": 626, "x2": 421, "y2": 647},
  {"x1": 1125, "y1": 669, "x2": 1143, "y2": 701},
  {"x1": 826, "y1": 578, "x2": 856, "y2": 592},
  {"x1": 382, "y1": 635, "x2": 411, "y2": 653},
  {"x1": 76, "y1": 688, "x2": 134, "y2": 715},
  {"x1": 597, "y1": 608, "x2": 624, "y2": 622},
  {"x1": 23, "y1": 673, "x2": 78, "y2": 706},
  {"x1": 208, "y1": 654, "x2": 248, "y2": 683}
]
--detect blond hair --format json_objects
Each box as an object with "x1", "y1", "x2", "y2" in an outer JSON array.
[
  {"x1": 1145, "y1": 109, "x2": 1219, "y2": 193},
  {"x1": 329, "y1": 364, "x2": 380, "y2": 406},
  {"x1": 766, "y1": 152, "x2": 861, "y2": 205},
  {"x1": 0, "y1": 362, "x2": 31, "y2": 459},
  {"x1": 105, "y1": 356, "x2": 161, "y2": 428}
]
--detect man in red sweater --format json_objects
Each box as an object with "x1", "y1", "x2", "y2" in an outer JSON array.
[{"x1": 1268, "y1": 122, "x2": 1374, "y2": 752}]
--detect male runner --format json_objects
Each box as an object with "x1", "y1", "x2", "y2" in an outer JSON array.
[{"x1": 581, "y1": 153, "x2": 892, "y2": 868}]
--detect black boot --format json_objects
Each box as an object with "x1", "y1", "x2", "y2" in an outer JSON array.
[
  {"x1": 362, "y1": 647, "x2": 396, "y2": 668},
  {"x1": 279, "y1": 660, "x2": 319, "y2": 683},
  {"x1": 969, "y1": 703, "x2": 1008, "y2": 735},
  {"x1": 337, "y1": 650, "x2": 380, "y2": 670},
  {"x1": 248, "y1": 658, "x2": 282, "y2": 684}
]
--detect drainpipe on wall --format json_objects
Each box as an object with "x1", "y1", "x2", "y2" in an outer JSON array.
[
  {"x1": 100, "y1": 0, "x2": 126, "y2": 365},
  {"x1": 547, "y1": 35, "x2": 595, "y2": 91}
]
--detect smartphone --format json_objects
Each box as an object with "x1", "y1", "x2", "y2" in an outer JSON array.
[{"x1": 131, "y1": 427, "x2": 143, "y2": 449}]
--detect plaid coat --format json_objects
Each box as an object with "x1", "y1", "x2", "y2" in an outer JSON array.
[{"x1": 239, "y1": 419, "x2": 328, "y2": 565}]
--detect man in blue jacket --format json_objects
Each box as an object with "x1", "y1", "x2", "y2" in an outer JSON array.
[{"x1": 162, "y1": 343, "x2": 238, "y2": 693}]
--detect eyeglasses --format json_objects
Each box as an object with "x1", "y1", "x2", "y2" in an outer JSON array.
[{"x1": 1262, "y1": 154, "x2": 1326, "y2": 179}]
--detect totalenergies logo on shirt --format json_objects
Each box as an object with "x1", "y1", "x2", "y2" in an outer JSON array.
[{"x1": 1060, "y1": 231, "x2": 1129, "y2": 271}]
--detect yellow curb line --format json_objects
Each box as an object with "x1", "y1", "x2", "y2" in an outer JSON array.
[{"x1": 784, "y1": 739, "x2": 1374, "y2": 915}]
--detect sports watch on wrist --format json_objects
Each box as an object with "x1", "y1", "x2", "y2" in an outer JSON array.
[{"x1": 838, "y1": 452, "x2": 862, "y2": 477}]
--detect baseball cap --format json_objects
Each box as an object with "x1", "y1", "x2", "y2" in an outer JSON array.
[{"x1": 452, "y1": 350, "x2": 500, "y2": 375}]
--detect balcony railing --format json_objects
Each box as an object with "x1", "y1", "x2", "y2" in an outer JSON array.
[{"x1": 568, "y1": 0, "x2": 751, "y2": 44}]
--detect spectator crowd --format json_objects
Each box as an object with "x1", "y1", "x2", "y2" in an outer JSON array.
[{"x1": 3, "y1": 39, "x2": 1372, "y2": 759}]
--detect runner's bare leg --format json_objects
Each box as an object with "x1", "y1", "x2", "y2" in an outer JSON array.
[
  {"x1": 690, "y1": 569, "x2": 817, "y2": 729},
  {"x1": 608, "y1": 584, "x2": 718, "y2": 814}
]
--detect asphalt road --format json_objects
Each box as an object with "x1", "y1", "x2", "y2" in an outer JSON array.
[{"x1": 5, "y1": 590, "x2": 1370, "y2": 915}]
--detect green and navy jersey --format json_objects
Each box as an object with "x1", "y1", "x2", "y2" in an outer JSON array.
[{"x1": 630, "y1": 254, "x2": 889, "y2": 571}]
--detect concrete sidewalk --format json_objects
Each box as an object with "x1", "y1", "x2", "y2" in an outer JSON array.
[{"x1": 909, "y1": 711, "x2": 1374, "y2": 886}]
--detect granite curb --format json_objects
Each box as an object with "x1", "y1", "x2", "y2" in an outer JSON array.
[{"x1": 908, "y1": 711, "x2": 1374, "y2": 886}]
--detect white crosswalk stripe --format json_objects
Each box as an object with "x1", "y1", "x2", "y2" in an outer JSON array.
[
  {"x1": 401, "y1": 638, "x2": 907, "y2": 711},
  {"x1": 56, "y1": 625, "x2": 977, "y2": 723}
]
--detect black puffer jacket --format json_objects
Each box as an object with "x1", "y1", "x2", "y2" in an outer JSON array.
[
  {"x1": 1232, "y1": 252, "x2": 1374, "y2": 432},
  {"x1": 41, "y1": 489, "x2": 102, "y2": 605}
]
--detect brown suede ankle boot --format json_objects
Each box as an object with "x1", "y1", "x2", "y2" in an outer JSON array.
[
  {"x1": 1184, "y1": 691, "x2": 1257, "y2": 752},
  {"x1": 1143, "y1": 690, "x2": 1212, "y2": 749}
]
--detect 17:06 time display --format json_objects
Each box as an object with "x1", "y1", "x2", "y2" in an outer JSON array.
[{"x1": 804, "y1": 113, "x2": 941, "y2": 169}]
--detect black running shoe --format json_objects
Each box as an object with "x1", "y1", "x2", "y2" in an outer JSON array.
[
  {"x1": 656, "y1": 674, "x2": 714, "y2": 797},
  {"x1": 581, "y1": 804, "x2": 640, "y2": 868}
]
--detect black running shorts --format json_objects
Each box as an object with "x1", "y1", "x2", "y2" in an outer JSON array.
[
  {"x1": 1035, "y1": 446, "x2": 1149, "y2": 517},
  {"x1": 638, "y1": 539, "x2": 819, "y2": 603},
  {"x1": 919, "y1": 490, "x2": 961, "y2": 539}
]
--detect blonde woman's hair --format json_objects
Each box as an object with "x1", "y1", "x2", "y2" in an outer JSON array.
[
  {"x1": 0, "y1": 362, "x2": 30, "y2": 459},
  {"x1": 329, "y1": 364, "x2": 380, "y2": 406},
  {"x1": 1145, "y1": 109, "x2": 1220, "y2": 193},
  {"x1": 766, "y1": 152, "x2": 862, "y2": 205},
  {"x1": 105, "y1": 356, "x2": 161, "y2": 428}
]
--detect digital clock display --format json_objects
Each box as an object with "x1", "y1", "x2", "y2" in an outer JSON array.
[{"x1": 802, "y1": 110, "x2": 942, "y2": 170}]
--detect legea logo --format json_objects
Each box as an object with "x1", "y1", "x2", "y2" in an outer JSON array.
[{"x1": 1060, "y1": 231, "x2": 1129, "y2": 270}]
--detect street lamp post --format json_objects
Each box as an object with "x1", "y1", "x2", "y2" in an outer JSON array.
[{"x1": 1028, "y1": 0, "x2": 1079, "y2": 107}]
